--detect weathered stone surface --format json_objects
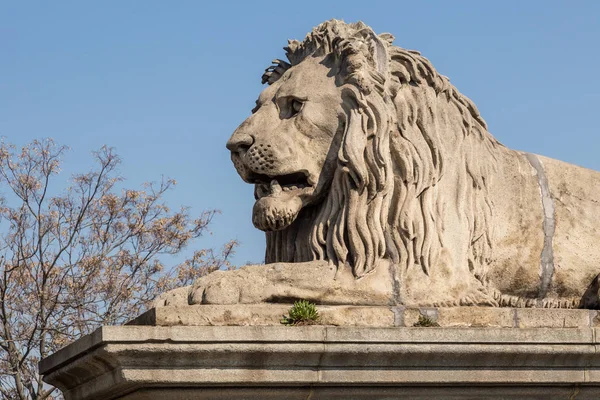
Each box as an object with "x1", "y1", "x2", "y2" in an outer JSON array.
[
  {"x1": 129, "y1": 306, "x2": 598, "y2": 329},
  {"x1": 129, "y1": 304, "x2": 291, "y2": 326},
  {"x1": 153, "y1": 19, "x2": 600, "y2": 310},
  {"x1": 516, "y1": 308, "x2": 593, "y2": 328},
  {"x1": 437, "y1": 307, "x2": 515, "y2": 328},
  {"x1": 132, "y1": 305, "x2": 396, "y2": 327},
  {"x1": 542, "y1": 155, "x2": 600, "y2": 299},
  {"x1": 319, "y1": 305, "x2": 395, "y2": 326},
  {"x1": 40, "y1": 325, "x2": 600, "y2": 399}
]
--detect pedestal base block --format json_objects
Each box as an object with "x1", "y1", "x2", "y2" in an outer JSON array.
[{"x1": 40, "y1": 318, "x2": 600, "y2": 399}]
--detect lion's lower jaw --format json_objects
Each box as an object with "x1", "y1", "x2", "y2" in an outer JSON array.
[{"x1": 252, "y1": 195, "x2": 303, "y2": 231}]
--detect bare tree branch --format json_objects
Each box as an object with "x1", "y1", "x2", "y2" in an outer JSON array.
[{"x1": 0, "y1": 139, "x2": 237, "y2": 399}]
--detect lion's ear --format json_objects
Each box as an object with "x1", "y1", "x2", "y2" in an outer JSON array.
[
  {"x1": 353, "y1": 28, "x2": 390, "y2": 79},
  {"x1": 334, "y1": 28, "x2": 391, "y2": 95}
]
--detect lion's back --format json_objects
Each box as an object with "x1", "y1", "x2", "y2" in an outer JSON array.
[
  {"x1": 484, "y1": 150, "x2": 600, "y2": 300},
  {"x1": 540, "y1": 155, "x2": 600, "y2": 297}
]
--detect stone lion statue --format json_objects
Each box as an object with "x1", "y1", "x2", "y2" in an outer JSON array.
[{"x1": 158, "y1": 20, "x2": 600, "y2": 309}]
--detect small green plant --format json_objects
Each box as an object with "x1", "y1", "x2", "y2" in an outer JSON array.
[
  {"x1": 281, "y1": 300, "x2": 321, "y2": 326},
  {"x1": 413, "y1": 314, "x2": 440, "y2": 327}
]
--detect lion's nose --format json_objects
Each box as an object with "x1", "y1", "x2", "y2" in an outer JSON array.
[{"x1": 226, "y1": 133, "x2": 254, "y2": 153}]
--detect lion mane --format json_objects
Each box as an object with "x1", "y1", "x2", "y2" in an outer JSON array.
[{"x1": 263, "y1": 20, "x2": 501, "y2": 285}]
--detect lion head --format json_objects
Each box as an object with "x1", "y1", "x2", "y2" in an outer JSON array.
[{"x1": 227, "y1": 20, "x2": 500, "y2": 281}]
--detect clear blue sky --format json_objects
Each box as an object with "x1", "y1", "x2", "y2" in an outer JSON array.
[{"x1": 1, "y1": 1, "x2": 599, "y2": 266}]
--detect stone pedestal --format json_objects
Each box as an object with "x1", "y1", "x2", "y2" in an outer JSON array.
[{"x1": 40, "y1": 306, "x2": 600, "y2": 399}]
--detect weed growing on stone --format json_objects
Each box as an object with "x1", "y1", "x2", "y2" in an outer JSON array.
[
  {"x1": 413, "y1": 314, "x2": 440, "y2": 327},
  {"x1": 281, "y1": 300, "x2": 321, "y2": 326}
]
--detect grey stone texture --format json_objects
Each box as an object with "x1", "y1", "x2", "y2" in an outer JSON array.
[{"x1": 40, "y1": 323, "x2": 600, "y2": 399}]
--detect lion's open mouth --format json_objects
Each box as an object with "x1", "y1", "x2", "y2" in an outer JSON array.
[{"x1": 249, "y1": 171, "x2": 314, "y2": 199}]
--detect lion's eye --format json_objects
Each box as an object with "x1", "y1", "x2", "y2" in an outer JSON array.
[
  {"x1": 277, "y1": 97, "x2": 305, "y2": 119},
  {"x1": 291, "y1": 99, "x2": 303, "y2": 114}
]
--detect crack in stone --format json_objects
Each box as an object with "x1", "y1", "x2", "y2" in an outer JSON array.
[{"x1": 524, "y1": 153, "x2": 556, "y2": 298}]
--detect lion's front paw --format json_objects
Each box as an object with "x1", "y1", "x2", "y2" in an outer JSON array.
[
  {"x1": 189, "y1": 270, "x2": 248, "y2": 304},
  {"x1": 153, "y1": 285, "x2": 191, "y2": 307}
]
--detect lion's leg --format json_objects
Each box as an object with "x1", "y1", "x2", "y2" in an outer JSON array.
[
  {"x1": 418, "y1": 275, "x2": 499, "y2": 307},
  {"x1": 471, "y1": 273, "x2": 600, "y2": 309},
  {"x1": 186, "y1": 260, "x2": 395, "y2": 306},
  {"x1": 482, "y1": 267, "x2": 600, "y2": 309}
]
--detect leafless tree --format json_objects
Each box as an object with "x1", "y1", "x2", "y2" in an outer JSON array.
[{"x1": 0, "y1": 139, "x2": 236, "y2": 399}]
